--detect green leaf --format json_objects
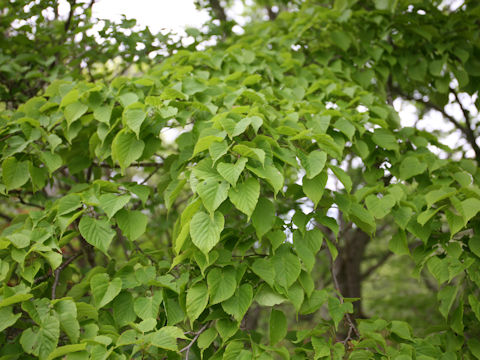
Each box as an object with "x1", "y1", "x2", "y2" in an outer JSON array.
[
  {"x1": 123, "y1": 106, "x2": 146, "y2": 137},
  {"x1": 469, "y1": 235, "x2": 480, "y2": 257},
  {"x1": 425, "y1": 187, "x2": 456, "y2": 208},
  {"x1": 0, "y1": 306, "x2": 21, "y2": 332},
  {"x1": 302, "y1": 172, "x2": 328, "y2": 208},
  {"x1": 111, "y1": 130, "x2": 145, "y2": 173},
  {"x1": 47, "y1": 344, "x2": 86, "y2": 360},
  {"x1": 328, "y1": 297, "x2": 352, "y2": 329},
  {"x1": 221, "y1": 284, "x2": 253, "y2": 322},
  {"x1": 273, "y1": 246, "x2": 301, "y2": 289},
  {"x1": 372, "y1": 128, "x2": 399, "y2": 151},
  {"x1": 40, "y1": 151, "x2": 62, "y2": 174},
  {"x1": 54, "y1": 299, "x2": 79, "y2": 343},
  {"x1": 252, "y1": 198, "x2": 276, "y2": 239},
  {"x1": 116, "y1": 209, "x2": 148, "y2": 241},
  {"x1": 2, "y1": 157, "x2": 29, "y2": 191},
  {"x1": 330, "y1": 165, "x2": 352, "y2": 193},
  {"x1": 134, "y1": 292, "x2": 162, "y2": 320},
  {"x1": 269, "y1": 309, "x2": 287, "y2": 345},
  {"x1": 197, "y1": 179, "x2": 230, "y2": 214},
  {"x1": 390, "y1": 320, "x2": 412, "y2": 340},
  {"x1": 461, "y1": 198, "x2": 480, "y2": 224},
  {"x1": 149, "y1": 326, "x2": 185, "y2": 351},
  {"x1": 99, "y1": 193, "x2": 131, "y2": 219},
  {"x1": 233, "y1": 144, "x2": 265, "y2": 165},
  {"x1": 20, "y1": 315, "x2": 59, "y2": 360},
  {"x1": 438, "y1": 285, "x2": 458, "y2": 319},
  {"x1": 217, "y1": 158, "x2": 248, "y2": 187},
  {"x1": 57, "y1": 194, "x2": 82, "y2": 216},
  {"x1": 365, "y1": 194, "x2": 395, "y2": 219},
  {"x1": 186, "y1": 282, "x2": 209, "y2": 323},
  {"x1": 190, "y1": 211, "x2": 224, "y2": 254},
  {"x1": 93, "y1": 105, "x2": 112, "y2": 124},
  {"x1": 78, "y1": 216, "x2": 115, "y2": 255},
  {"x1": 113, "y1": 291, "x2": 137, "y2": 327},
  {"x1": 64, "y1": 102, "x2": 88, "y2": 125},
  {"x1": 90, "y1": 273, "x2": 122, "y2": 309},
  {"x1": 207, "y1": 266, "x2": 237, "y2": 305},
  {"x1": 399, "y1": 157, "x2": 427, "y2": 180},
  {"x1": 209, "y1": 140, "x2": 229, "y2": 164},
  {"x1": 229, "y1": 178, "x2": 260, "y2": 219},
  {"x1": 198, "y1": 327, "x2": 217, "y2": 349},
  {"x1": 301, "y1": 150, "x2": 327, "y2": 179},
  {"x1": 251, "y1": 258, "x2": 275, "y2": 287},
  {"x1": 247, "y1": 164, "x2": 284, "y2": 195}
]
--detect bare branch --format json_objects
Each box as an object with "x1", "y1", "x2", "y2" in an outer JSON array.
[
  {"x1": 52, "y1": 253, "x2": 82, "y2": 299},
  {"x1": 180, "y1": 323, "x2": 209, "y2": 359},
  {"x1": 329, "y1": 250, "x2": 360, "y2": 339}
]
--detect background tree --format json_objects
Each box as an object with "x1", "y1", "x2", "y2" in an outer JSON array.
[{"x1": 1, "y1": 1, "x2": 480, "y2": 359}]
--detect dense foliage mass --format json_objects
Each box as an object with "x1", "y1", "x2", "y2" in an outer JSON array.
[{"x1": 1, "y1": 0, "x2": 480, "y2": 359}]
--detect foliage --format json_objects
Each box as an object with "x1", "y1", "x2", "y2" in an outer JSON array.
[
  {"x1": 0, "y1": 0, "x2": 181, "y2": 109},
  {"x1": 1, "y1": 0, "x2": 480, "y2": 359}
]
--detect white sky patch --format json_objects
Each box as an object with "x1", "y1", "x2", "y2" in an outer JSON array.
[{"x1": 92, "y1": 0, "x2": 210, "y2": 34}]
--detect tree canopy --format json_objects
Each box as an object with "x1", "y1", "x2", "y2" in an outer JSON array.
[{"x1": 1, "y1": 0, "x2": 480, "y2": 359}]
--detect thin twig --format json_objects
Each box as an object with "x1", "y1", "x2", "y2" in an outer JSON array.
[
  {"x1": 329, "y1": 251, "x2": 360, "y2": 339},
  {"x1": 93, "y1": 162, "x2": 162, "y2": 169},
  {"x1": 134, "y1": 241, "x2": 155, "y2": 264},
  {"x1": 140, "y1": 164, "x2": 162, "y2": 185},
  {"x1": 18, "y1": 196, "x2": 44, "y2": 209},
  {"x1": 180, "y1": 323, "x2": 209, "y2": 359},
  {"x1": 0, "y1": 212, "x2": 12, "y2": 222},
  {"x1": 52, "y1": 253, "x2": 82, "y2": 299}
]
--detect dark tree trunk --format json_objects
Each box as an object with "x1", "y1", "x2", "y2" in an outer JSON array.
[{"x1": 334, "y1": 229, "x2": 370, "y2": 319}]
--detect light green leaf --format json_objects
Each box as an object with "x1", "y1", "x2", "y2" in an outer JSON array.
[
  {"x1": 390, "y1": 320, "x2": 412, "y2": 340},
  {"x1": 217, "y1": 158, "x2": 248, "y2": 187},
  {"x1": 47, "y1": 343, "x2": 86, "y2": 360},
  {"x1": 269, "y1": 309, "x2": 287, "y2": 345},
  {"x1": 207, "y1": 266, "x2": 236, "y2": 305},
  {"x1": 247, "y1": 164, "x2": 284, "y2": 195},
  {"x1": 252, "y1": 198, "x2": 276, "y2": 239},
  {"x1": 111, "y1": 130, "x2": 145, "y2": 173},
  {"x1": 233, "y1": 144, "x2": 265, "y2": 165},
  {"x1": 302, "y1": 172, "x2": 327, "y2": 208},
  {"x1": 438, "y1": 285, "x2": 458, "y2": 319},
  {"x1": 149, "y1": 326, "x2": 185, "y2": 351},
  {"x1": 273, "y1": 246, "x2": 301, "y2": 289},
  {"x1": 399, "y1": 157, "x2": 427, "y2": 180},
  {"x1": 116, "y1": 209, "x2": 148, "y2": 241},
  {"x1": 2, "y1": 157, "x2": 29, "y2": 191},
  {"x1": 134, "y1": 292, "x2": 162, "y2": 320},
  {"x1": 330, "y1": 165, "x2": 352, "y2": 193},
  {"x1": 123, "y1": 106, "x2": 146, "y2": 137},
  {"x1": 57, "y1": 194, "x2": 82, "y2": 216},
  {"x1": 372, "y1": 128, "x2": 398, "y2": 151},
  {"x1": 90, "y1": 273, "x2": 122, "y2": 309},
  {"x1": 99, "y1": 193, "x2": 131, "y2": 219},
  {"x1": 196, "y1": 179, "x2": 230, "y2": 214},
  {"x1": 461, "y1": 198, "x2": 480, "y2": 224},
  {"x1": 365, "y1": 194, "x2": 395, "y2": 219},
  {"x1": 425, "y1": 187, "x2": 456, "y2": 208},
  {"x1": 229, "y1": 178, "x2": 260, "y2": 219},
  {"x1": 113, "y1": 292, "x2": 137, "y2": 327},
  {"x1": 186, "y1": 282, "x2": 209, "y2": 323},
  {"x1": 251, "y1": 258, "x2": 275, "y2": 287},
  {"x1": 20, "y1": 315, "x2": 59, "y2": 360},
  {"x1": 54, "y1": 299, "x2": 79, "y2": 343},
  {"x1": 221, "y1": 284, "x2": 253, "y2": 322},
  {"x1": 64, "y1": 102, "x2": 88, "y2": 125},
  {"x1": 0, "y1": 306, "x2": 21, "y2": 332},
  {"x1": 190, "y1": 211, "x2": 224, "y2": 254},
  {"x1": 78, "y1": 216, "x2": 115, "y2": 255},
  {"x1": 209, "y1": 140, "x2": 229, "y2": 164},
  {"x1": 301, "y1": 150, "x2": 327, "y2": 179}
]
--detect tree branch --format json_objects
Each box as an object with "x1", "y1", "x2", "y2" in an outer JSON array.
[
  {"x1": 52, "y1": 252, "x2": 82, "y2": 299},
  {"x1": 361, "y1": 252, "x2": 392, "y2": 280},
  {"x1": 180, "y1": 323, "x2": 209, "y2": 359},
  {"x1": 329, "y1": 250, "x2": 360, "y2": 339},
  {"x1": 0, "y1": 211, "x2": 12, "y2": 222}
]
